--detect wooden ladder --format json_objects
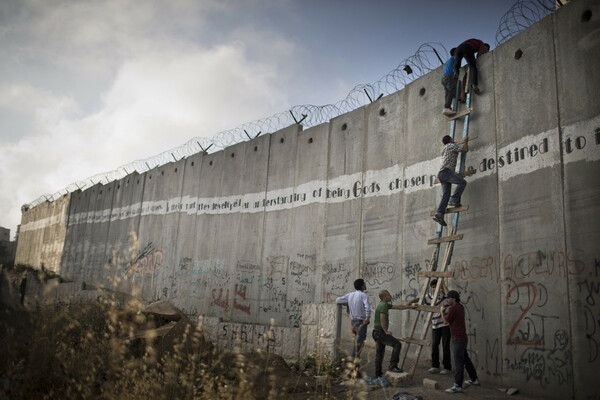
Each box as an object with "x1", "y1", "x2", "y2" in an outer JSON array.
[{"x1": 398, "y1": 67, "x2": 475, "y2": 375}]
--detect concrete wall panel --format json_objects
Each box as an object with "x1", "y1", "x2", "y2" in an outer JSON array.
[
  {"x1": 86, "y1": 181, "x2": 116, "y2": 285},
  {"x1": 230, "y1": 135, "x2": 270, "y2": 325},
  {"x1": 554, "y1": 1, "x2": 600, "y2": 397},
  {"x1": 171, "y1": 153, "x2": 203, "y2": 315},
  {"x1": 286, "y1": 123, "x2": 329, "y2": 329},
  {"x1": 494, "y1": 17, "x2": 571, "y2": 395},
  {"x1": 190, "y1": 150, "x2": 225, "y2": 317},
  {"x1": 259, "y1": 124, "x2": 301, "y2": 327},
  {"x1": 135, "y1": 160, "x2": 185, "y2": 300}
]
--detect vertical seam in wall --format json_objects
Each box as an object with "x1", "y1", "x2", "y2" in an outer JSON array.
[
  {"x1": 169, "y1": 159, "x2": 187, "y2": 301},
  {"x1": 359, "y1": 106, "x2": 367, "y2": 277},
  {"x1": 492, "y1": 49, "x2": 505, "y2": 386},
  {"x1": 258, "y1": 135, "x2": 272, "y2": 321},
  {"x1": 551, "y1": 9, "x2": 575, "y2": 397},
  {"x1": 322, "y1": 123, "x2": 331, "y2": 299},
  {"x1": 101, "y1": 182, "x2": 117, "y2": 285}
]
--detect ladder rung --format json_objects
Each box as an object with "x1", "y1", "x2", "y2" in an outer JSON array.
[
  {"x1": 445, "y1": 107, "x2": 473, "y2": 121},
  {"x1": 454, "y1": 135, "x2": 477, "y2": 144},
  {"x1": 418, "y1": 271, "x2": 453, "y2": 278},
  {"x1": 428, "y1": 234, "x2": 463, "y2": 245},
  {"x1": 400, "y1": 337, "x2": 431, "y2": 347},
  {"x1": 413, "y1": 304, "x2": 441, "y2": 313},
  {"x1": 433, "y1": 169, "x2": 476, "y2": 184},
  {"x1": 429, "y1": 205, "x2": 469, "y2": 216}
]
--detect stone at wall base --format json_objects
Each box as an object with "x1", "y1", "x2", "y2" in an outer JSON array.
[
  {"x1": 507, "y1": 388, "x2": 519, "y2": 395},
  {"x1": 385, "y1": 371, "x2": 411, "y2": 386},
  {"x1": 422, "y1": 378, "x2": 438, "y2": 389}
]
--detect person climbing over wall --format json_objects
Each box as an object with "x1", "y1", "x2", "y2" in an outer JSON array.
[
  {"x1": 336, "y1": 278, "x2": 371, "y2": 369},
  {"x1": 408, "y1": 279, "x2": 452, "y2": 375},
  {"x1": 442, "y1": 48, "x2": 458, "y2": 116},
  {"x1": 440, "y1": 290, "x2": 480, "y2": 393},
  {"x1": 433, "y1": 135, "x2": 470, "y2": 226},
  {"x1": 371, "y1": 289, "x2": 417, "y2": 385},
  {"x1": 453, "y1": 39, "x2": 490, "y2": 94}
]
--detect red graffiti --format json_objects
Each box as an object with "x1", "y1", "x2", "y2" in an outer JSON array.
[
  {"x1": 233, "y1": 284, "x2": 251, "y2": 314},
  {"x1": 452, "y1": 248, "x2": 586, "y2": 282},
  {"x1": 211, "y1": 288, "x2": 229, "y2": 311},
  {"x1": 506, "y1": 282, "x2": 544, "y2": 346}
]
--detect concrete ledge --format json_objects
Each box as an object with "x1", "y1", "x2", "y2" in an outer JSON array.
[
  {"x1": 423, "y1": 378, "x2": 438, "y2": 389},
  {"x1": 385, "y1": 371, "x2": 411, "y2": 386}
]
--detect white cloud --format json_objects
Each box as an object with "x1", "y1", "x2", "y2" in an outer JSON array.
[{"x1": 0, "y1": 36, "x2": 293, "y2": 234}]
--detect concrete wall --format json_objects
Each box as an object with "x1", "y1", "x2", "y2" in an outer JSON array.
[{"x1": 15, "y1": 1, "x2": 600, "y2": 397}]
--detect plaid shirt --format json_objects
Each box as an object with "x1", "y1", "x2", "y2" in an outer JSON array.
[
  {"x1": 424, "y1": 292, "x2": 449, "y2": 329},
  {"x1": 440, "y1": 143, "x2": 463, "y2": 172}
]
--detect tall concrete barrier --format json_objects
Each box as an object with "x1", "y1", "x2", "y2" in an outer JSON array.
[{"x1": 15, "y1": 1, "x2": 600, "y2": 397}]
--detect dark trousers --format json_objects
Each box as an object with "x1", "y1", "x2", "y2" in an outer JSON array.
[
  {"x1": 453, "y1": 44, "x2": 479, "y2": 87},
  {"x1": 351, "y1": 319, "x2": 368, "y2": 360},
  {"x1": 372, "y1": 328, "x2": 402, "y2": 377},
  {"x1": 442, "y1": 74, "x2": 457, "y2": 109},
  {"x1": 432, "y1": 326, "x2": 452, "y2": 370},
  {"x1": 436, "y1": 168, "x2": 467, "y2": 216},
  {"x1": 452, "y1": 338, "x2": 478, "y2": 387}
]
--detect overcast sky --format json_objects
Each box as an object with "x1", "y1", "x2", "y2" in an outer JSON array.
[{"x1": 0, "y1": 0, "x2": 517, "y2": 238}]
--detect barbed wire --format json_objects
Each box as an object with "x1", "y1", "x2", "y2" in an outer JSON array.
[
  {"x1": 26, "y1": 0, "x2": 560, "y2": 209},
  {"x1": 495, "y1": 0, "x2": 557, "y2": 45}
]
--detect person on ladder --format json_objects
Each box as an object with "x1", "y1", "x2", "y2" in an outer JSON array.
[
  {"x1": 433, "y1": 135, "x2": 469, "y2": 226},
  {"x1": 442, "y1": 48, "x2": 458, "y2": 116},
  {"x1": 453, "y1": 39, "x2": 490, "y2": 94}
]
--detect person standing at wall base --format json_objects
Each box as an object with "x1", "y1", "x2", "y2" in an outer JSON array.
[
  {"x1": 408, "y1": 279, "x2": 452, "y2": 374},
  {"x1": 440, "y1": 290, "x2": 480, "y2": 393},
  {"x1": 336, "y1": 279, "x2": 371, "y2": 367},
  {"x1": 372, "y1": 289, "x2": 416, "y2": 381}
]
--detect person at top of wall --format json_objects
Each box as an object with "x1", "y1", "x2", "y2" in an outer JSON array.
[
  {"x1": 442, "y1": 48, "x2": 458, "y2": 116},
  {"x1": 453, "y1": 39, "x2": 490, "y2": 95},
  {"x1": 432, "y1": 135, "x2": 470, "y2": 227}
]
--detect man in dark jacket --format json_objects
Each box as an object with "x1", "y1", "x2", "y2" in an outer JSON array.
[
  {"x1": 440, "y1": 290, "x2": 480, "y2": 393},
  {"x1": 453, "y1": 39, "x2": 490, "y2": 94}
]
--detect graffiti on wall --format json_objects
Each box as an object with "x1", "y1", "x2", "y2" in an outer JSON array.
[{"x1": 452, "y1": 249, "x2": 586, "y2": 283}]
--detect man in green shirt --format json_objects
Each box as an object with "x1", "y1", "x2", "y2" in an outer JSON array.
[{"x1": 372, "y1": 290, "x2": 416, "y2": 378}]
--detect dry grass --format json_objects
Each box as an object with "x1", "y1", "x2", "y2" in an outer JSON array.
[{"x1": 0, "y1": 297, "x2": 367, "y2": 400}]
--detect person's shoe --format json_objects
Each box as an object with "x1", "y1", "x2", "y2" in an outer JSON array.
[
  {"x1": 433, "y1": 214, "x2": 447, "y2": 226},
  {"x1": 439, "y1": 368, "x2": 450, "y2": 375},
  {"x1": 465, "y1": 378, "x2": 480, "y2": 386},
  {"x1": 471, "y1": 85, "x2": 481, "y2": 95},
  {"x1": 446, "y1": 384, "x2": 463, "y2": 393},
  {"x1": 376, "y1": 376, "x2": 390, "y2": 387},
  {"x1": 442, "y1": 108, "x2": 456, "y2": 116},
  {"x1": 388, "y1": 366, "x2": 403, "y2": 373},
  {"x1": 428, "y1": 367, "x2": 440, "y2": 374},
  {"x1": 448, "y1": 199, "x2": 461, "y2": 208}
]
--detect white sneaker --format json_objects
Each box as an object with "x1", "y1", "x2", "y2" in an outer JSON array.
[
  {"x1": 446, "y1": 384, "x2": 462, "y2": 393},
  {"x1": 439, "y1": 369, "x2": 450, "y2": 375},
  {"x1": 428, "y1": 367, "x2": 440, "y2": 374},
  {"x1": 442, "y1": 108, "x2": 456, "y2": 116},
  {"x1": 465, "y1": 378, "x2": 480, "y2": 386}
]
